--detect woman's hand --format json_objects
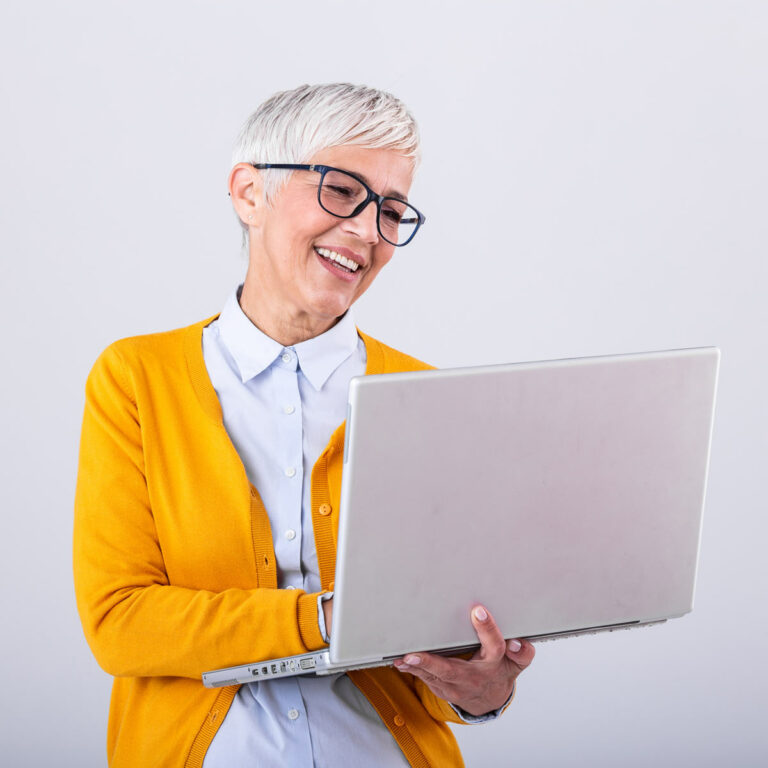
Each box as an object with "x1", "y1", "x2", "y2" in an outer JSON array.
[{"x1": 393, "y1": 604, "x2": 535, "y2": 717}]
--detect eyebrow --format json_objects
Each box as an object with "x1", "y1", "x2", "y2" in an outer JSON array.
[{"x1": 347, "y1": 169, "x2": 409, "y2": 203}]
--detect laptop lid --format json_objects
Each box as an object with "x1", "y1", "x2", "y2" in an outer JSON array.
[{"x1": 330, "y1": 347, "x2": 719, "y2": 665}]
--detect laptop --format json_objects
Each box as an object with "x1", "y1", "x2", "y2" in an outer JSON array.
[{"x1": 202, "y1": 346, "x2": 719, "y2": 688}]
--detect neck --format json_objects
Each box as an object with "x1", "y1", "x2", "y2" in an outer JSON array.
[{"x1": 239, "y1": 269, "x2": 340, "y2": 346}]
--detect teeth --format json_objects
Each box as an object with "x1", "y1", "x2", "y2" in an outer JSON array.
[{"x1": 317, "y1": 247, "x2": 359, "y2": 272}]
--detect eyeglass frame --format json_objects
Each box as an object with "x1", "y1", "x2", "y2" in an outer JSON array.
[{"x1": 250, "y1": 163, "x2": 426, "y2": 247}]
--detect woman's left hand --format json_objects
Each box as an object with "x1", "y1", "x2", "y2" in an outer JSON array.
[{"x1": 393, "y1": 604, "x2": 535, "y2": 717}]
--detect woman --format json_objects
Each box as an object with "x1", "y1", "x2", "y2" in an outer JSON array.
[{"x1": 74, "y1": 83, "x2": 534, "y2": 768}]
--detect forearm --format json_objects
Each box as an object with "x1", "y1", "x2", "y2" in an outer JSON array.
[{"x1": 75, "y1": 579, "x2": 325, "y2": 679}]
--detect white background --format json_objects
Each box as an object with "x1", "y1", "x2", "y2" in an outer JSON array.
[{"x1": 1, "y1": 1, "x2": 766, "y2": 766}]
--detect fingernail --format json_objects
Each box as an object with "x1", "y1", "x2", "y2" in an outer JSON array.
[
  {"x1": 396, "y1": 664, "x2": 410, "y2": 672},
  {"x1": 473, "y1": 606, "x2": 488, "y2": 622},
  {"x1": 404, "y1": 655, "x2": 421, "y2": 666},
  {"x1": 507, "y1": 639, "x2": 522, "y2": 653}
]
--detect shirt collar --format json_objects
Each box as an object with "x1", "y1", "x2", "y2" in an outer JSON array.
[{"x1": 216, "y1": 284, "x2": 359, "y2": 390}]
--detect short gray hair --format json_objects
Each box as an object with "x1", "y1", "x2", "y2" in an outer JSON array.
[{"x1": 231, "y1": 83, "x2": 421, "y2": 243}]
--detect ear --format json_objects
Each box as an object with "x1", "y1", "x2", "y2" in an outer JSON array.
[{"x1": 228, "y1": 163, "x2": 266, "y2": 229}]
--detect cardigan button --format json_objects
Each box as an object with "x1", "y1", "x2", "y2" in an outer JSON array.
[
  {"x1": 318, "y1": 503, "x2": 332, "y2": 516},
  {"x1": 394, "y1": 714, "x2": 405, "y2": 727}
]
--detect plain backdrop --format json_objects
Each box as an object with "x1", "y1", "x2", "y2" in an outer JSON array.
[{"x1": 1, "y1": 1, "x2": 766, "y2": 766}]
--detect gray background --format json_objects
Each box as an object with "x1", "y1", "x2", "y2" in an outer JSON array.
[{"x1": 1, "y1": 1, "x2": 765, "y2": 766}]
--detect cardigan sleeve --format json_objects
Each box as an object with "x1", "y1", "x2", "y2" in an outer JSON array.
[{"x1": 73, "y1": 343, "x2": 327, "y2": 680}]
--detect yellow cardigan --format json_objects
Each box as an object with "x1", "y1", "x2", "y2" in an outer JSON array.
[{"x1": 74, "y1": 313, "x2": 489, "y2": 767}]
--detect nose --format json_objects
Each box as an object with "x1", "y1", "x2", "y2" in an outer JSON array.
[{"x1": 339, "y1": 199, "x2": 379, "y2": 245}]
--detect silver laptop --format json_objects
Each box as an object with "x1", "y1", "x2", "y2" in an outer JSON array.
[{"x1": 202, "y1": 347, "x2": 719, "y2": 688}]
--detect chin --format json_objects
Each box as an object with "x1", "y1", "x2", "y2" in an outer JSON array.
[
  {"x1": 323, "y1": 303, "x2": 353, "y2": 322},
  {"x1": 310, "y1": 293, "x2": 355, "y2": 320}
]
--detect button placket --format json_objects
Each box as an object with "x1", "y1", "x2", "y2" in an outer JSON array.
[
  {"x1": 310, "y1": 451, "x2": 338, "y2": 591},
  {"x1": 272, "y1": 359, "x2": 303, "y2": 580}
]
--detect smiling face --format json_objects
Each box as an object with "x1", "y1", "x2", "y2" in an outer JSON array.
[{"x1": 233, "y1": 145, "x2": 415, "y2": 345}]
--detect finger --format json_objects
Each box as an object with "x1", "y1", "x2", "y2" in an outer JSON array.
[
  {"x1": 505, "y1": 638, "x2": 535, "y2": 669},
  {"x1": 394, "y1": 660, "x2": 459, "y2": 702},
  {"x1": 470, "y1": 605, "x2": 507, "y2": 662},
  {"x1": 394, "y1": 652, "x2": 463, "y2": 686}
]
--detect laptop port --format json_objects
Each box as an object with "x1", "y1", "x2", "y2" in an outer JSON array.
[{"x1": 299, "y1": 657, "x2": 315, "y2": 670}]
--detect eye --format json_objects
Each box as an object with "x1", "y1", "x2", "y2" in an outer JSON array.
[
  {"x1": 382, "y1": 208, "x2": 403, "y2": 224},
  {"x1": 326, "y1": 184, "x2": 356, "y2": 198}
]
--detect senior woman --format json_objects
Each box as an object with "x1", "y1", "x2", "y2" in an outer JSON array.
[{"x1": 74, "y1": 83, "x2": 535, "y2": 768}]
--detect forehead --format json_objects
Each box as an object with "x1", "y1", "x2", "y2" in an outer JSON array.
[{"x1": 307, "y1": 145, "x2": 414, "y2": 199}]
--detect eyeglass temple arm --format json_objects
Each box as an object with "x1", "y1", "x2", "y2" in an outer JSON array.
[{"x1": 250, "y1": 163, "x2": 319, "y2": 171}]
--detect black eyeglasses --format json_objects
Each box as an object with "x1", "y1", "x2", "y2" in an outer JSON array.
[{"x1": 251, "y1": 163, "x2": 426, "y2": 247}]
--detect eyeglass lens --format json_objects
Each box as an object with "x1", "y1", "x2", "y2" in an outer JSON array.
[{"x1": 318, "y1": 169, "x2": 419, "y2": 246}]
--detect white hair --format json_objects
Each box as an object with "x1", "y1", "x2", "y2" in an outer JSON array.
[{"x1": 231, "y1": 83, "x2": 421, "y2": 244}]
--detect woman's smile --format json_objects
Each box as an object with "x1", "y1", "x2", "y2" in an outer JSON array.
[{"x1": 314, "y1": 246, "x2": 364, "y2": 281}]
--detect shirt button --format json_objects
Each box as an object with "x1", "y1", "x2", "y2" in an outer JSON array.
[
  {"x1": 318, "y1": 503, "x2": 332, "y2": 516},
  {"x1": 394, "y1": 714, "x2": 405, "y2": 727},
  {"x1": 281, "y1": 352, "x2": 292, "y2": 363},
  {"x1": 285, "y1": 467, "x2": 296, "y2": 478},
  {"x1": 286, "y1": 585, "x2": 297, "y2": 590},
  {"x1": 283, "y1": 405, "x2": 295, "y2": 415},
  {"x1": 285, "y1": 529, "x2": 296, "y2": 541},
  {"x1": 288, "y1": 708, "x2": 300, "y2": 721}
]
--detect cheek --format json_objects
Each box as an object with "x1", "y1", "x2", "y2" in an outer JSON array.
[
  {"x1": 357, "y1": 253, "x2": 393, "y2": 293},
  {"x1": 371, "y1": 249, "x2": 395, "y2": 274}
]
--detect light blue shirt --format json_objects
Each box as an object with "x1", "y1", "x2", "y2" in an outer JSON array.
[{"x1": 201, "y1": 285, "x2": 501, "y2": 767}]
